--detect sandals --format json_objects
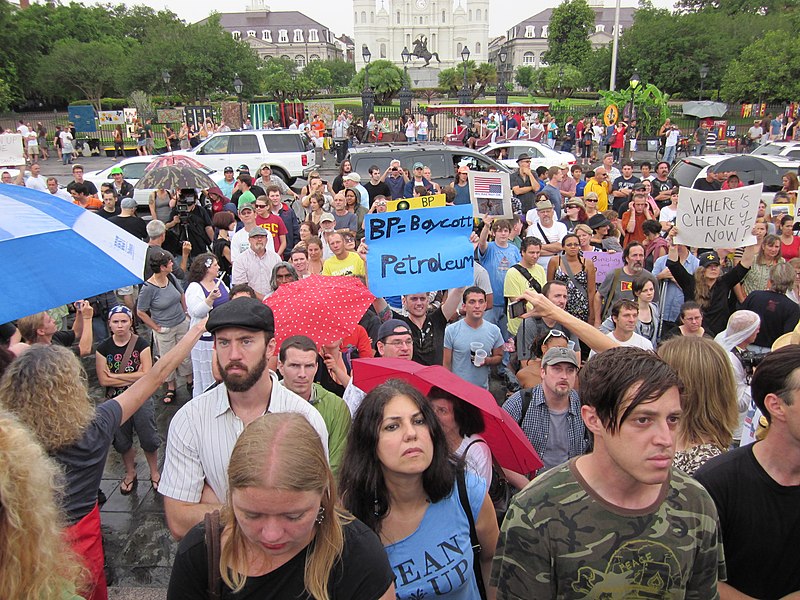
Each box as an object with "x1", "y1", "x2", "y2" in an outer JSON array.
[
  {"x1": 120, "y1": 475, "x2": 138, "y2": 495},
  {"x1": 150, "y1": 475, "x2": 161, "y2": 492},
  {"x1": 162, "y1": 390, "x2": 176, "y2": 404}
]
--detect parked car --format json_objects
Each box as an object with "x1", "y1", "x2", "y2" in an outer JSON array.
[
  {"x1": 480, "y1": 140, "x2": 577, "y2": 171},
  {"x1": 668, "y1": 154, "x2": 800, "y2": 204},
  {"x1": 171, "y1": 129, "x2": 317, "y2": 185},
  {"x1": 83, "y1": 156, "x2": 222, "y2": 208},
  {"x1": 346, "y1": 142, "x2": 511, "y2": 190},
  {"x1": 751, "y1": 140, "x2": 800, "y2": 160}
]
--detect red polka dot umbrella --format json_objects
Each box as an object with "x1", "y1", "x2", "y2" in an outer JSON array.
[{"x1": 265, "y1": 274, "x2": 375, "y2": 347}]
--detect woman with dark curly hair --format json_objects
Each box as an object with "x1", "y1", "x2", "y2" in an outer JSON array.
[{"x1": 339, "y1": 379, "x2": 498, "y2": 600}]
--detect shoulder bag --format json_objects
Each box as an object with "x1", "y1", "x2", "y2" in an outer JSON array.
[{"x1": 456, "y1": 469, "x2": 488, "y2": 600}]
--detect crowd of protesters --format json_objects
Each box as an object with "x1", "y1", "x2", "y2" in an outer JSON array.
[{"x1": 1, "y1": 139, "x2": 799, "y2": 600}]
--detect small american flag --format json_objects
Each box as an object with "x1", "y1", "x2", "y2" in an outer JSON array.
[{"x1": 472, "y1": 174, "x2": 504, "y2": 199}]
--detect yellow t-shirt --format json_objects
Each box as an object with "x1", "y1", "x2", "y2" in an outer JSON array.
[
  {"x1": 321, "y1": 252, "x2": 366, "y2": 277},
  {"x1": 584, "y1": 179, "x2": 609, "y2": 212},
  {"x1": 504, "y1": 263, "x2": 547, "y2": 336}
]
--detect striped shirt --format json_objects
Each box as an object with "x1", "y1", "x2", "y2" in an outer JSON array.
[{"x1": 159, "y1": 372, "x2": 329, "y2": 503}]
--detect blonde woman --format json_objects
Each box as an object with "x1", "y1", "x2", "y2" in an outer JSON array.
[
  {"x1": 0, "y1": 411, "x2": 85, "y2": 599},
  {"x1": 167, "y1": 413, "x2": 395, "y2": 600},
  {"x1": 0, "y1": 326, "x2": 204, "y2": 600},
  {"x1": 658, "y1": 336, "x2": 738, "y2": 475}
]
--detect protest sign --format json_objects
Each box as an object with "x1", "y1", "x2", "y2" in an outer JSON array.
[
  {"x1": 0, "y1": 134, "x2": 24, "y2": 167},
  {"x1": 364, "y1": 204, "x2": 474, "y2": 297},
  {"x1": 98, "y1": 110, "x2": 125, "y2": 125},
  {"x1": 468, "y1": 170, "x2": 512, "y2": 219},
  {"x1": 674, "y1": 184, "x2": 761, "y2": 249},
  {"x1": 583, "y1": 251, "x2": 624, "y2": 283},
  {"x1": 387, "y1": 194, "x2": 446, "y2": 212}
]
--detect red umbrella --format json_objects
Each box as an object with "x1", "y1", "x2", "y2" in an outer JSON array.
[
  {"x1": 265, "y1": 275, "x2": 375, "y2": 347},
  {"x1": 145, "y1": 154, "x2": 208, "y2": 172},
  {"x1": 352, "y1": 358, "x2": 543, "y2": 474}
]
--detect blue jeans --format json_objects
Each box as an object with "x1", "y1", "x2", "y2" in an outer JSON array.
[{"x1": 664, "y1": 145, "x2": 676, "y2": 164}]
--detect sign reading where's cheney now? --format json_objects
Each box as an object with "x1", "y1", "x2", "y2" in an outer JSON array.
[
  {"x1": 674, "y1": 183, "x2": 762, "y2": 249},
  {"x1": 364, "y1": 204, "x2": 474, "y2": 297}
]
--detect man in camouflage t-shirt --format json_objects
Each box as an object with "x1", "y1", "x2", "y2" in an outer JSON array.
[{"x1": 492, "y1": 347, "x2": 726, "y2": 599}]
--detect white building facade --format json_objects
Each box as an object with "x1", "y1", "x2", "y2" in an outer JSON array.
[{"x1": 352, "y1": 0, "x2": 490, "y2": 72}]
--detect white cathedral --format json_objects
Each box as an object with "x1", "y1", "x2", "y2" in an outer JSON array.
[{"x1": 352, "y1": 0, "x2": 490, "y2": 75}]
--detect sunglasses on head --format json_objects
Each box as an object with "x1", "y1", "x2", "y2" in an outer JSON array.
[{"x1": 543, "y1": 329, "x2": 568, "y2": 345}]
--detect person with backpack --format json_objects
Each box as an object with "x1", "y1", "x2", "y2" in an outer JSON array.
[
  {"x1": 501, "y1": 346, "x2": 587, "y2": 489},
  {"x1": 504, "y1": 236, "x2": 546, "y2": 342}
]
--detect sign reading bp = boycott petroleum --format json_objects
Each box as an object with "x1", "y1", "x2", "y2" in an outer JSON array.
[
  {"x1": 674, "y1": 184, "x2": 762, "y2": 249},
  {"x1": 364, "y1": 204, "x2": 475, "y2": 297}
]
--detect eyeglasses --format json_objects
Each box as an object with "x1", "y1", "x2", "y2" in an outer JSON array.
[
  {"x1": 254, "y1": 204, "x2": 268, "y2": 208},
  {"x1": 585, "y1": 198, "x2": 598, "y2": 202},
  {"x1": 384, "y1": 338, "x2": 413, "y2": 347},
  {"x1": 543, "y1": 329, "x2": 568, "y2": 345}
]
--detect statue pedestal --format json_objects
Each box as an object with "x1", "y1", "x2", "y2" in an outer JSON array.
[{"x1": 408, "y1": 67, "x2": 440, "y2": 89}]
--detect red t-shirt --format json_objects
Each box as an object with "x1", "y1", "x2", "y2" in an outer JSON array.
[
  {"x1": 611, "y1": 126, "x2": 627, "y2": 149},
  {"x1": 255, "y1": 214, "x2": 288, "y2": 253},
  {"x1": 621, "y1": 210, "x2": 646, "y2": 245},
  {"x1": 781, "y1": 236, "x2": 800, "y2": 261}
]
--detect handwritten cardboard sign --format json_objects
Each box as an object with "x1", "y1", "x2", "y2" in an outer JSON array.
[
  {"x1": 387, "y1": 193, "x2": 446, "y2": 212},
  {"x1": 583, "y1": 251, "x2": 624, "y2": 283},
  {"x1": 674, "y1": 184, "x2": 762, "y2": 249},
  {"x1": 364, "y1": 204, "x2": 474, "y2": 297},
  {"x1": 0, "y1": 134, "x2": 24, "y2": 167}
]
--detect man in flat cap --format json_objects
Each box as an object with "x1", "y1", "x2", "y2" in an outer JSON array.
[{"x1": 159, "y1": 298, "x2": 329, "y2": 540}]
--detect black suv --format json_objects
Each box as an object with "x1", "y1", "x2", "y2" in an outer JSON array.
[{"x1": 346, "y1": 142, "x2": 510, "y2": 189}]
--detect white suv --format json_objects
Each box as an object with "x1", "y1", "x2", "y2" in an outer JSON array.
[
  {"x1": 752, "y1": 141, "x2": 800, "y2": 160},
  {"x1": 174, "y1": 130, "x2": 317, "y2": 185}
]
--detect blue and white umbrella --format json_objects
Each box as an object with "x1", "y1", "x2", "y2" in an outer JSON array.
[{"x1": 0, "y1": 184, "x2": 148, "y2": 324}]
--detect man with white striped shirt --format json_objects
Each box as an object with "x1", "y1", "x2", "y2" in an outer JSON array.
[{"x1": 159, "y1": 298, "x2": 329, "y2": 540}]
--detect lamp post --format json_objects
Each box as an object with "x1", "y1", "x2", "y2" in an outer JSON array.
[
  {"x1": 458, "y1": 46, "x2": 471, "y2": 105},
  {"x1": 558, "y1": 65, "x2": 564, "y2": 99},
  {"x1": 233, "y1": 76, "x2": 244, "y2": 130},
  {"x1": 496, "y1": 46, "x2": 508, "y2": 105},
  {"x1": 624, "y1": 71, "x2": 640, "y2": 160},
  {"x1": 161, "y1": 70, "x2": 171, "y2": 106},
  {"x1": 699, "y1": 64, "x2": 709, "y2": 101},
  {"x1": 399, "y1": 46, "x2": 413, "y2": 117},
  {"x1": 361, "y1": 45, "x2": 374, "y2": 123}
]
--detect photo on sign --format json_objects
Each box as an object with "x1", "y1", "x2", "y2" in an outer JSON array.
[{"x1": 468, "y1": 170, "x2": 512, "y2": 219}]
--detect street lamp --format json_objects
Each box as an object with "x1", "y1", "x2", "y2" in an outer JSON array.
[
  {"x1": 496, "y1": 46, "x2": 508, "y2": 104},
  {"x1": 558, "y1": 66, "x2": 564, "y2": 99},
  {"x1": 624, "y1": 71, "x2": 640, "y2": 160},
  {"x1": 458, "y1": 46, "x2": 471, "y2": 105},
  {"x1": 161, "y1": 70, "x2": 171, "y2": 106},
  {"x1": 399, "y1": 46, "x2": 413, "y2": 117},
  {"x1": 233, "y1": 76, "x2": 244, "y2": 130},
  {"x1": 361, "y1": 45, "x2": 374, "y2": 127},
  {"x1": 699, "y1": 64, "x2": 709, "y2": 100}
]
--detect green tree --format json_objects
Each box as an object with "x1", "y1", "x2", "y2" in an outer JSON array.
[
  {"x1": 720, "y1": 31, "x2": 800, "y2": 102},
  {"x1": 318, "y1": 59, "x2": 356, "y2": 89},
  {"x1": 261, "y1": 57, "x2": 299, "y2": 102},
  {"x1": 351, "y1": 60, "x2": 406, "y2": 104},
  {"x1": 438, "y1": 62, "x2": 497, "y2": 101},
  {"x1": 515, "y1": 66, "x2": 537, "y2": 90},
  {"x1": 532, "y1": 64, "x2": 583, "y2": 97},
  {"x1": 302, "y1": 61, "x2": 333, "y2": 92},
  {"x1": 35, "y1": 39, "x2": 131, "y2": 111},
  {"x1": 542, "y1": 0, "x2": 595, "y2": 68},
  {"x1": 676, "y1": 0, "x2": 798, "y2": 15}
]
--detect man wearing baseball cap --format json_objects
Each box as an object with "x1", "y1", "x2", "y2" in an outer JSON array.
[
  {"x1": 219, "y1": 166, "x2": 236, "y2": 198},
  {"x1": 403, "y1": 162, "x2": 434, "y2": 198},
  {"x1": 160, "y1": 297, "x2": 329, "y2": 540},
  {"x1": 109, "y1": 166, "x2": 134, "y2": 199},
  {"x1": 255, "y1": 163, "x2": 300, "y2": 203},
  {"x1": 231, "y1": 227, "x2": 281, "y2": 300},
  {"x1": 503, "y1": 345, "x2": 585, "y2": 475},
  {"x1": 230, "y1": 202, "x2": 272, "y2": 262},
  {"x1": 342, "y1": 172, "x2": 370, "y2": 209}
]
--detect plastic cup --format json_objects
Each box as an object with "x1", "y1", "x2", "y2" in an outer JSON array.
[
  {"x1": 473, "y1": 348, "x2": 488, "y2": 367},
  {"x1": 470, "y1": 341, "x2": 484, "y2": 361}
]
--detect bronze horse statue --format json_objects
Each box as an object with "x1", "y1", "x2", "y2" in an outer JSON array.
[{"x1": 411, "y1": 36, "x2": 440, "y2": 67}]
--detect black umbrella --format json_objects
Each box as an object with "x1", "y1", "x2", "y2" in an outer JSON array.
[{"x1": 711, "y1": 155, "x2": 784, "y2": 191}]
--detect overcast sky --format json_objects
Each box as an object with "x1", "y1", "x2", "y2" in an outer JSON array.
[{"x1": 85, "y1": 0, "x2": 672, "y2": 38}]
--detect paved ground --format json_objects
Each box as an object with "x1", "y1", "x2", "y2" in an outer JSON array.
[{"x1": 33, "y1": 143, "x2": 671, "y2": 597}]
